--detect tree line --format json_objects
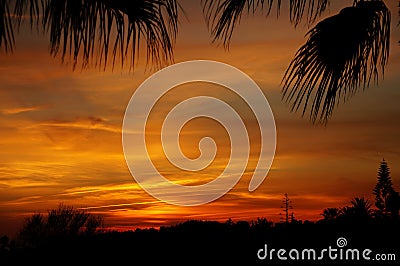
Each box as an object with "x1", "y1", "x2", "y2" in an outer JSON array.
[
  {"x1": 320, "y1": 159, "x2": 400, "y2": 222},
  {"x1": 0, "y1": 159, "x2": 399, "y2": 264}
]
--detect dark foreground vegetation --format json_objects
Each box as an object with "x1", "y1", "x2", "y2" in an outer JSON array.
[
  {"x1": 1, "y1": 216, "x2": 399, "y2": 265},
  {"x1": 1, "y1": 160, "x2": 399, "y2": 265}
]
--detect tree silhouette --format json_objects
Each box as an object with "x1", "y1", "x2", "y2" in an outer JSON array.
[
  {"x1": 386, "y1": 191, "x2": 400, "y2": 219},
  {"x1": 340, "y1": 197, "x2": 373, "y2": 221},
  {"x1": 251, "y1": 217, "x2": 273, "y2": 229},
  {"x1": 350, "y1": 197, "x2": 373, "y2": 216},
  {"x1": 321, "y1": 207, "x2": 340, "y2": 220},
  {"x1": 0, "y1": 235, "x2": 10, "y2": 253},
  {"x1": 18, "y1": 213, "x2": 46, "y2": 248},
  {"x1": 280, "y1": 193, "x2": 293, "y2": 223},
  {"x1": 19, "y1": 203, "x2": 103, "y2": 248},
  {"x1": 373, "y1": 159, "x2": 395, "y2": 215},
  {"x1": 2, "y1": 201, "x2": 400, "y2": 264}
]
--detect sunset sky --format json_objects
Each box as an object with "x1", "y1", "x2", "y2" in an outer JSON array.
[{"x1": 1, "y1": 0, "x2": 400, "y2": 237}]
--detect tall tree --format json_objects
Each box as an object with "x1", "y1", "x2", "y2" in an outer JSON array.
[
  {"x1": 280, "y1": 193, "x2": 293, "y2": 223},
  {"x1": 373, "y1": 159, "x2": 395, "y2": 214}
]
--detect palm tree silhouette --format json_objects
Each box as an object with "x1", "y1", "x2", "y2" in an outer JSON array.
[
  {"x1": 340, "y1": 197, "x2": 373, "y2": 221},
  {"x1": 351, "y1": 197, "x2": 373, "y2": 214},
  {"x1": 0, "y1": 0, "x2": 179, "y2": 69}
]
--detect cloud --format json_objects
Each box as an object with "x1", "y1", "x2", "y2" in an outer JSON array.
[
  {"x1": 1, "y1": 105, "x2": 49, "y2": 115},
  {"x1": 32, "y1": 116, "x2": 121, "y2": 134}
]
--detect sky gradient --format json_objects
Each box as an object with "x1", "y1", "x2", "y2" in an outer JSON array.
[{"x1": 1, "y1": 0, "x2": 400, "y2": 237}]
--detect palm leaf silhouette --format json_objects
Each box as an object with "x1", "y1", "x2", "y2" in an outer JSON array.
[
  {"x1": 0, "y1": 0, "x2": 395, "y2": 124},
  {"x1": 202, "y1": 0, "x2": 329, "y2": 48},
  {"x1": 282, "y1": 0, "x2": 390, "y2": 123},
  {"x1": 0, "y1": 0, "x2": 179, "y2": 69},
  {"x1": 0, "y1": 0, "x2": 15, "y2": 52}
]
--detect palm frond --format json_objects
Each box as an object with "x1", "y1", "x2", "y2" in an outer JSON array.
[
  {"x1": 1, "y1": 0, "x2": 44, "y2": 52},
  {"x1": 282, "y1": 0, "x2": 390, "y2": 123},
  {"x1": 0, "y1": 0, "x2": 179, "y2": 70},
  {"x1": 290, "y1": 0, "x2": 329, "y2": 27},
  {"x1": 202, "y1": 0, "x2": 329, "y2": 48},
  {"x1": 14, "y1": 0, "x2": 42, "y2": 29},
  {"x1": 43, "y1": 0, "x2": 179, "y2": 70},
  {"x1": 0, "y1": 0, "x2": 15, "y2": 52}
]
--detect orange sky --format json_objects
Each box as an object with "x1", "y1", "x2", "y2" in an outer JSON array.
[{"x1": 1, "y1": 0, "x2": 400, "y2": 237}]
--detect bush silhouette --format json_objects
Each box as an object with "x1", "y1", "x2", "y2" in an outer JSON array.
[{"x1": 18, "y1": 203, "x2": 103, "y2": 248}]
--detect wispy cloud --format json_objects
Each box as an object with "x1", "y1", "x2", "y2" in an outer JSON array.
[
  {"x1": 1, "y1": 105, "x2": 49, "y2": 115},
  {"x1": 31, "y1": 116, "x2": 121, "y2": 134}
]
